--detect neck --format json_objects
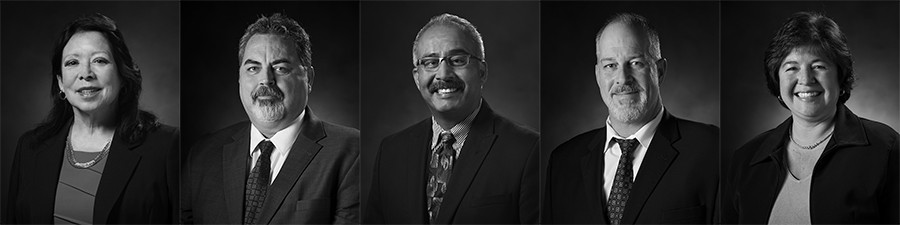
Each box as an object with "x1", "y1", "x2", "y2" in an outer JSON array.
[
  {"x1": 71, "y1": 107, "x2": 117, "y2": 136},
  {"x1": 609, "y1": 104, "x2": 661, "y2": 137},
  {"x1": 791, "y1": 113, "x2": 836, "y2": 144},
  {"x1": 254, "y1": 122, "x2": 290, "y2": 139}
]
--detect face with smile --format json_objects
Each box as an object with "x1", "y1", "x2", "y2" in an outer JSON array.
[
  {"x1": 239, "y1": 34, "x2": 310, "y2": 129},
  {"x1": 58, "y1": 31, "x2": 121, "y2": 115},
  {"x1": 413, "y1": 25, "x2": 485, "y2": 117},
  {"x1": 595, "y1": 23, "x2": 663, "y2": 124},
  {"x1": 778, "y1": 46, "x2": 840, "y2": 122}
]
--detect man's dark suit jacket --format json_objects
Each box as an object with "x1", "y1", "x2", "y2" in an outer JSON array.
[
  {"x1": 725, "y1": 105, "x2": 899, "y2": 224},
  {"x1": 182, "y1": 109, "x2": 359, "y2": 224},
  {"x1": 365, "y1": 102, "x2": 540, "y2": 224},
  {"x1": 4, "y1": 121, "x2": 180, "y2": 224},
  {"x1": 544, "y1": 111, "x2": 719, "y2": 224}
]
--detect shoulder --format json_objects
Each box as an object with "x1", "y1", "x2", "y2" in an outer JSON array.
[
  {"x1": 552, "y1": 128, "x2": 603, "y2": 159},
  {"x1": 491, "y1": 114, "x2": 539, "y2": 141},
  {"x1": 144, "y1": 124, "x2": 180, "y2": 142},
  {"x1": 733, "y1": 126, "x2": 780, "y2": 163},
  {"x1": 321, "y1": 121, "x2": 360, "y2": 141},
  {"x1": 190, "y1": 121, "x2": 249, "y2": 154},
  {"x1": 15, "y1": 128, "x2": 44, "y2": 150},
  {"x1": 859, "y1": 117, "x2": 900, "y2": 146},
  {"x1": 666, "y1": 115, "x2": 719, "y2": 140},
  {"x1": 381, "y1": 119, "x2": 429, "y2": 145}
]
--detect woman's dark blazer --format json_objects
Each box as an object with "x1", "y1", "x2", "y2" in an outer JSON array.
[
  {"x1": 4, "y1": 121, "x2": 180, "y2": 224},
  {"x1": 725, "y1": 105, "x2": 899, "y2": 224}
]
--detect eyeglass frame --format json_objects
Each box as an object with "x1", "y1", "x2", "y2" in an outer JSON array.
[{"x1": 414, "y1": 54, "x2": 484, "y2": 72}]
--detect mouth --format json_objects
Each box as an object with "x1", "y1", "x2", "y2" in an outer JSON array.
[
  {"x1": 794, "y1": 91, "x2": 822, "y2": 101},
  {"x1": 75, "y1": 87, "x2": 102, "y2": 97},
  {"x1": 436, "y1": 88, "x2": 461, "y2": 95}
]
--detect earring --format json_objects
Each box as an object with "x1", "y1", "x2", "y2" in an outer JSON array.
[{"x1": 59, "y1": 91, "x2": 66, "y2": 100}]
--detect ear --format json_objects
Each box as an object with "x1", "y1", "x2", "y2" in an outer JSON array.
[
  {"x1": 412, "y1": 67, "x2": 421, "y2": 87},
  {"x1": 655, "y1": 58, "x2": 667, "y2": 84},
  {"x1": 595, "y1": 64, "x2": 603, "y2": 87},
  {"x1": 305, "y1": 66, "x2": 315, "y2": 93},
  {"x1": 56, "y1": 74, "x2": 65, "y2": 93},
  {"x1": 479, "y1": 62, "x2": 488, "y2": 84}
]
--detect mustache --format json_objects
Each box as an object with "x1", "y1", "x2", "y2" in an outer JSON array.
[
  {"x1": 252, "y1": 85, "x2": 285, "y2": 103},
  {"x1": 611, "y1": 83, "x2": 643, "y2": 94},
  {"x1": 428, "y1": 79, "x2": 465, "y2": 93}
]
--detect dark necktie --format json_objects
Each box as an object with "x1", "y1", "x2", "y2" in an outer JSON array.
[
  {"x1": 244, "y1": 140, "x2": 275, "y2": 224},
  {"x1": 608, "y1": 138, "x2": 639, "y2": 225},
  {"x1": 427, "y1": 131, "x2": 456, "y2": 223}
]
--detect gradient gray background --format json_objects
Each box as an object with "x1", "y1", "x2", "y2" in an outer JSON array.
[
  {"x1": 722, "y1": 2, "x2": 900, "y2": 158},
  {"x1": 0, "y1": 1, "x2": 180, "y2": 215},
  {"x1": 359, "y1": 1, "x2": 541, "y2": 218},
  {"x1": 180, "y1": 2, "x2": 360, "y2": 154},
  {"x1": 541, "y1": 1, "x2": 721, "y2": 162}
]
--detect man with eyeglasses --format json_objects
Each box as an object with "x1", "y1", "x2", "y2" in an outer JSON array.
[
  {"x1": 364, "y1": 13, "x2": 539, "y2": 224},
  {"x1": 182, "y1": 13, "x2": 359, "y2": 224}
]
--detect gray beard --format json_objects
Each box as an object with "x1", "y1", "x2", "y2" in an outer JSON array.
[
  {"x1": 253, "y1": 102, "x2": 285, "y2": 122},
  {"x1": 609, "y1": 102, "x2": 648, "y2": 123}
]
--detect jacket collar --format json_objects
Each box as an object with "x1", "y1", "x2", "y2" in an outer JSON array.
[{"x1": 750, "y1": 104, "x2": 869, "y2": 165}]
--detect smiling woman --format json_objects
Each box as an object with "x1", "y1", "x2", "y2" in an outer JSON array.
[
  {"x1": 3, "y1": 13, "x2": 180, "y2": 224},
  {"x1": 725, "y1": 12, "x2": 899, "y2": 224}
]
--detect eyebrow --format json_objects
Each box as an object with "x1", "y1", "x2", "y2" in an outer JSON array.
[
  {"x1": 420, "y1": 49, "x2": 473, "y2": 58},
  {"x1": 271, "y1": 59, "x2": 292, "y2": 65},
  {"x1": 243, "y1": 59, "x2": 261, "y2": 66}
]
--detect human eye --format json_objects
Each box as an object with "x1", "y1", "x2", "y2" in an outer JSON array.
[
  {"x1": 64, "y1": 59, "x2": 79, "y2": 67},
  {"x1": 784, "y1": 66, "x2": 798, "y2": 72},
  {"x1": 245, "y1": 65, "x2": 260, "y2": 74},
  {"x1": 420, "y1": 58, "x2": 440, "y2": 69},
  {"x1": 629, "y1": 60, "x2": 647, "y2": 68},
  {"x1": 602, "y1": 63, "x2": 618, "y2": 70},
  {"x1": 274, "y1": 65, "x2": 293, "y2": 75},
  {"x1": 92, "y1": 57, "x2": 111, "y2": 65},
  {"x1": 449, "y1": 55, "x2": 469, "y2": 66},
  {"x1": 812, "y1": 64, "x2": 828, "y2": 71}
]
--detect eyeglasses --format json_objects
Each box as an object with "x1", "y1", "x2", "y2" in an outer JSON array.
[{"x1": 416, "y1": 54, "x2": 483, "y2": 72}]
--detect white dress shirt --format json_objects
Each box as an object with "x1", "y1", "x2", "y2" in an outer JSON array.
[
  {"x1": 249, "y1": 109, "x2": 305, "y2": 185},
  {"x1": 602, "y1": 107, "x2": 664, "y2": 200}
]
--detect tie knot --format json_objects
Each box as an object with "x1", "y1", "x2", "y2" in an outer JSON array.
[
  {"x1": 257, "y1": 140, "x2": 275, "y2": 157},
  {"x1": 614, "y1": 138, "x2": 639, "y2": 155},
  {"x1": 439, "y1": 131, "x2": 456, "y2": 145}
]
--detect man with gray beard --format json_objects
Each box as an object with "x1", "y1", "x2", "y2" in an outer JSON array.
[
  {"x1": 182, "y1": 13, "x2": 359, "y2": 224},
  {"x1": 543, "y1": 13, "x2": 719, "y2": 224}
]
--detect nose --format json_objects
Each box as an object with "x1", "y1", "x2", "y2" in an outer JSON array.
[
  {"x1": 613, "y1": 64, "x2": 634, "y2": 85},
  {"x1": 79, "y1": 64, "x2": 96, "y2": 81},
  {"x1": 434, "y1": 59, "x2": 456, "y2": 80},
  {"x1": 797, "y1": 67, "x2": 817, "y2": 85},
  {"x1": 259, "y1": 66, "x2": 276, "y2": 86}
]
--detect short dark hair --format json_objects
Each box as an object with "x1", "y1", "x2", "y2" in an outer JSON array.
[
  {"x1": 412, "y1": 13, "x2": 485, "y2": 66},
  {"x1": 596, "y1": 13, "x2": 662, "y2": 60},
  {"x1": 764, "y1": 12, "x2": 855, "y2": 108},
  {"x1": 238, "y1": 13, "x2": 311, "y2": 67},
  {"x1": 39, "y1": 13, "x2": 158, "y2": 143}
]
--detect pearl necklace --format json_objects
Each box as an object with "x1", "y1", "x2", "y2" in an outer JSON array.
[{"x1": 790, "y1": 129, "x2": 834, "y2": 150}]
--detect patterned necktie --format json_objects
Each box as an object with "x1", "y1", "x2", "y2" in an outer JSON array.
[
  {"x1": 244, "y1": 140, "x2": 275, "y2": 224},
  {"x1": 427, "y1": 131, "x2": 456, "y2": 223},
  {"x1": 608, "y1": 138, "x2": 639, "y2": 225}
]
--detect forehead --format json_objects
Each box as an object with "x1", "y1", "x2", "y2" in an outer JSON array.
[
  {"x1": 783, "y1": 45, "x2": 830, "y2": 63},
  {"x1": 243, "y1": 34, "x2": 298, "y2": 60},
  {"x1": 415, "y1": 25, "x2": 477, "y2": 57},
  {"x1": 63, "y1": 31, "x2": 111, "y2": 55},
  {"x1": 596, "y1": 23, "x2": 647, "y2": 56}
]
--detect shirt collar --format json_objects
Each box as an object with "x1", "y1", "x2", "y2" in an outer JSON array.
[
  {"x1": 250, "y1": 109, "x2": 306, "y2": 155},
  {"x1": 431, "y1": 100, "x2": 483, "y2": 149},
  {"x1": 604, "y1": 106, "x2": 665, "y2": 152}
]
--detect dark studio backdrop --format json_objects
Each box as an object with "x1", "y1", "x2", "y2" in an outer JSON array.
[
  {"x1": 721, "y1": 2, "x2": 900, "y2": 160},
  {"x1": 359, "y1": 1, "x2": 541, "y2": 217},
  {"x1": 0, "y1": 1, "x2": 180, "y2": 216},
  {"x1": 180, "y1": 2, "x2": 360, "y2": 156},
  {"x1": 540, "y1": 1, "x2": 721, "y2": 171}
]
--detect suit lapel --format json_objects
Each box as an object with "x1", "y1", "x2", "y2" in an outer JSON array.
[
  {"x1": 94, "y1": 131, "x2": 143, "y2": 224},
  {"x1": 406, "y1": 120, "x2": 431, "y2": 223},
  {"x1": 621, "y1": 112, "x2": 680, "y2": 224},
  {"x1": 435, "y1": 106, "x2": 498, "y2": 224},
  {"x1": 581, "y1": 127, "x2": 610, "y2": 223},
  {"x1": 222, "y1": 124, "x2": 250, "y2": 224},
  {"x1": 28, "y1": 127, "x2": 68, "y2": 223},
  {"x1": 258, "y1": 111, "x2": 325, "y2": 223}
]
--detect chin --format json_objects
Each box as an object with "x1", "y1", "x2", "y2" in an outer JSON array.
[{"x1": 253, "y1": 105, "x2": 286, "y2": 123}]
